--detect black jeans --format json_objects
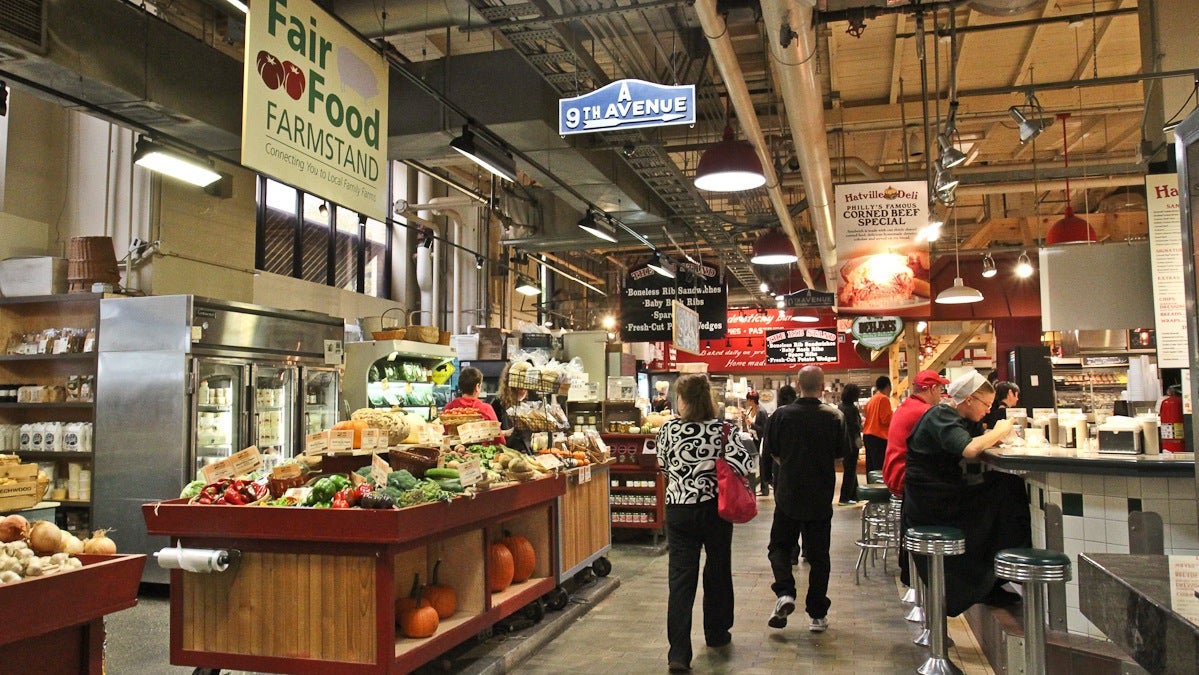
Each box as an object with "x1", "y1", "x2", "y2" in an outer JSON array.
[
  {"x1": 839, "y1": 443, "x2": 859, "y2": 502},
  {"x1": 767, "y1": 510, "x2": 832, "y2": 619},
  {"x1": 863, "y1": 434, "x2": 887, "y2": 473},
  {"x1": 666, "y1": 500, "x2": 735, "y2": 667}
]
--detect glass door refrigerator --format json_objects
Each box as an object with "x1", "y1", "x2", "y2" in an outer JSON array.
[
  {"x1": 302, "y1": 367, "x2": 340, "y2": 436},
  {"x1": 192, "y1": 359, "x2": 246, "y2": 480},
  {"x1": 251, "y1": 363, "x2": 298, "y2": 471}
]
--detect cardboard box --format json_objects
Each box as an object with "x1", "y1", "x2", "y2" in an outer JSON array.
[
  {"x1": 476, "y1": 328, "x2": 504, "y2": 360},
  {"x1": 0, "y1": 257, "x2": 67, "y2": 297}
]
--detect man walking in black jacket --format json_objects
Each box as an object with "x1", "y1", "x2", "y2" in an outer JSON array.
[{"x1": 764, "y1": 365, "x2": 848, "y2": 633}]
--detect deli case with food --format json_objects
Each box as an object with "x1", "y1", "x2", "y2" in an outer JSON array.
[
  {"x1": 94, "y1": 295, "x2": 344, "y2": 582},
  {"x1": 344, "y1": 339, "x2": 455, "y2": 421}
]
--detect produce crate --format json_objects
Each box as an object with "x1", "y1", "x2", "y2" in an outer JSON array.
[
  {"x1": 556, "y1": 462, "x2": 613, "y2": 583},
  {"x1": 0, "y1": 462, "x2": 40, "y2": 511}
]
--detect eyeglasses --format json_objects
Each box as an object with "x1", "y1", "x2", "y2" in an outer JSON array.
[{"x1": 967, "y1": 394, "x2": 995, "y2": 410}]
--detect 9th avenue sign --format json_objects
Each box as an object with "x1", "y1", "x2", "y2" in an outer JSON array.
[{"x1": 559, "y1": 79, "x2": 695, "y2": 136}]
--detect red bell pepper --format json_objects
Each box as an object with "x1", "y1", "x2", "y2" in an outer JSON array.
[
  {"x1": 331, "y1": 492, "x2": 350, "y2": 509},
  {"x1": 353, "y1": 482, "x2": 373, "y2": 503}
]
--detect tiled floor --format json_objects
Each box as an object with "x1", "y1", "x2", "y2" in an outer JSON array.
[{"x1": 104, "y1": 478, "x2": 994, "y2": 673}]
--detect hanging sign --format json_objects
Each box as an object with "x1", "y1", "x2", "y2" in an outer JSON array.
[
  {"x1": 833, "y1": 181, "x2": 931, "y2": 317},
  {"x1": 1146, "y1": 174, "x2": 1187, "y2": 368},
  {"x1": 242, "y1": 0, "x2": 389, "y2": 221},
  {"x1": 765, "y1": 328, "x2": 839, "y2": 365},
  {"x1": 782, "y1": 288, "x2": 835, "y2": 309},
  {"x1": 621, "y1": 260, "x2": 727, "y2": 343},
  {"x1": 851, "y1": 315, "x2": 904, "y2": 350},
  {"x1": 672, "y1": 301, "x2": 700, "y2": 355},
  {"x1": 559, "y1": 79, "x2": 696, "y2": 136}
]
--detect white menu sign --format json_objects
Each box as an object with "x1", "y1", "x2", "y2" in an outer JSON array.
[{"x1": 1146, "y1": 174, "x2": 1187, "y2": 368}]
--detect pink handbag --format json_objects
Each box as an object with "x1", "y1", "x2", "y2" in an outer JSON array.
[{"x1": 716, "y1": 423, "x2": 757, "y2": 524}]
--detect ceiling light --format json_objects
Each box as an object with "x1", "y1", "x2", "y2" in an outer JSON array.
[
  {"x1": 1046, "y1": 113, "x2": 1098, "y2": 245},
  {"x1": 647, "y1": 252, "x2": 676, "y2": 278},
  {"x1": 578, "y1": 211, "x2": 618, "y2": 243},
  {"x1": 450, "y1": 126, "x2": 517, "y2": 182},
  {"x1": 937, "y1": 134, "x2": 968, "y2": 169},
  {"x1": 907, "y1": 131, "x2": 924, "y2": 157},
  {"x1": 750, "y1": 228, "x2": 798, "y2": 265},
  {"x1": 981, "y1": 252, "x2": 997, "y2": 278},
  {"x1": 134, "y1": 138, "x2": 222, "y2": 187},
  {"x1": 694, "y1": 122, "x2": 766, "y2": 192},
  {"x1": 475, "y1": 256, "x2": 485, "y2": 270},
  {"x1": 515, "y1": 275, "x2": 541, "y2": 296},
  {"x1": 224, "y1": 0, "x2": 249, "y2": 12},
  {"x1": 776, "y1": 297, "x2": 785, "y2": 309},
  {"x1": 916, "y1": 321, "x2": 928, "y2": 332},
  {"x1": 792, "y1": 308, "x2": 819, "y2": 322},
  {"x1": 318, "y1": 202, "x2": 329, "y2": 216},
  {"x1": 916, "y1": 212, "x2": 943, "y2": 243},
  {"x1": 935, "y1": 277, "x2": 984, "y2": 304},
  {"x1": 1015, "y1": 250, "x2": 1034, "y2": 278},
  {"x1": 601, "y1": 314, "x2": 616, "y2": 331},
  {"x1": 1008, "y1": 106, "x2": 1052, "y2": 144},
  {"x1": 759, "y1": 281, "x2": 770, "y2": 293},
  {"x1": 933, "y1": 166, "x2": 959, "y2": 204}
]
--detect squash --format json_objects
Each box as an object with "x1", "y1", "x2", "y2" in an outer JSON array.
[
  {"x1": 501, "y1": 530, "x2": 536, "y2": 583},
  {"x1": 399, "y1": 584, "x2": 439, "y2": 639},
  {"x1": 488, "y1": 542, "x2": 514, "y2": 592},
  {"x1": 332, "y1": 419, "x2": 369, "y2": 448},
  {"x1": 425, "y1": 559, "x2": 457, "y2": 619},
  {"x1": 395, "y1": 573, "x2": 420, "y2": 621},
  {"x1": 351, "y1": 407, "x2": 413, "y2": 446}
]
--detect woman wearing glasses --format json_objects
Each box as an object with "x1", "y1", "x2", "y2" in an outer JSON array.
[{"x1": 903, "y1": 371, "x2": 1032, "y2": 616}]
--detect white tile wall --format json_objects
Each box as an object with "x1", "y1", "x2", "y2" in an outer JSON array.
[{"x1": 1025, "y1": 473, "x2": 1197, "y2": 639}]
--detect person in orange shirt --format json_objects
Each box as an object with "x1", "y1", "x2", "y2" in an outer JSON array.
[{"x1": 861, "y1": 376, "x2": 892, "y2": 474}]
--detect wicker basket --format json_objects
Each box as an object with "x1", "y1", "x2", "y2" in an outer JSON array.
[
  {"x1": 513, "y1": 412, "x2": 559, "y2": 433},
  {"x1": 389, "y1": 446, "x2": 440, "y2": 478},
  {"x1": 372, "y1": 328, "x2": 407, "y2": 341}
]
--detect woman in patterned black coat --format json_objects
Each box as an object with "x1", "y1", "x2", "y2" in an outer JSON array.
[{"x1": 656, "y1": 374, "x2": 754, "y2": 672}]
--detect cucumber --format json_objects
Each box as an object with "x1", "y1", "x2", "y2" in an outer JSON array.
[{"x1": 424, "y1": 467, "x2": 460, "y2": 480}]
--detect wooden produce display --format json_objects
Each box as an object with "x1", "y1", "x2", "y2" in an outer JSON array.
[
  {"x1": 0, "y1": 553, "x2": 145, "y2": 674},
  {"x1": 142, "y1": 476, "x2": 565, "y2": 674},
  {"x1": 557, "y1": 463, "x2": 612, "y2": 582}
]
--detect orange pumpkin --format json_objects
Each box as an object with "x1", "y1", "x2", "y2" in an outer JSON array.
[
  {"x1": 425, "y1": 559, "x2": 457, "y2": 619},
  {"x1": 400, "y1": 585, "x2": 439, "y2": 639},
  {"x1": 488, "y1": 542, "x2": 514, "y2": 592},
  {"x1": 501, "y1": 530, "x2": 536, "y2": 583},
  {"x1": 395, "y1": 573, "x2": 420, "y2": 622},
  {"x1": 332, "y1": 419, "x2": 369, "y2": 448}
]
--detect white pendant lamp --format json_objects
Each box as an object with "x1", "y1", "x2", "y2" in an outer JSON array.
[{"x1": 935, "y1": 207, "x2": 983, "y2": 305}]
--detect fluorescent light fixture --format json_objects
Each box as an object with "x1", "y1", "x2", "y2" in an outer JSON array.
[
  {"x1": 935, "y1": 277, "x2": 984, "y2": 304},
  {"x1": 515, "y1": 275, "x2": 541, "y2": 296},
  {"x1": 450, "y1": 126, "x2": 517, "y2": 182},
  {"x1": 134, "y1": 138, "x2": 221, "y2": 187},
  {"x1": 694, "y1": 123, "x2": 766, "y2": 192},
  {"x1": 981, "y1": 252, "x2": 997, "y2": 278},
  {"x1": 1008, "y1": 106, "x2": 1052, "y2": 144},
  {"x1": 647, "y1": 252, "x2": 676, "y2": 278},
  {"x1": 937, "y1": 134, "x2": 968, "y2": 169},
  {"x1": 224, "y1": 0, "x2": 249, "y2": 12},
  {"x1": 1015, "y1": 250, "x2": 1034, "y2": 278},
  {"x1": 750, "y1": 228, "x2": 798, "y2": 265},
  {"x1": 578, "y1": 211, "x2": 618, "y2": 243}
]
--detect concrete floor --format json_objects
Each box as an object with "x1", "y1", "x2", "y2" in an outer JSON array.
[{"x1": 103, "y1": 477, "x2": 994, "y2": 674}]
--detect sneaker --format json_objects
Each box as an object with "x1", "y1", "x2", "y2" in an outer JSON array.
[
  {"x1": 768, "y1": 595, "x2": 795, "y2": 629},
  {"x1": 809, "y1": 617, "x2": 828, "y2": 633}
]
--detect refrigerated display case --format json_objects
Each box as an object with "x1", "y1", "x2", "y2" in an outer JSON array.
[
  {"x1": 95, "y1": 295, "x2": 344, "y2": 582},
  {"x1": 345, "y1": 340, "x2": 455, "y2": 421}
]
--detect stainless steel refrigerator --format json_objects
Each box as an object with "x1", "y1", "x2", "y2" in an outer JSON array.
[{"x1": 95, "y1": 295, "x2": 344, "y2": 582}]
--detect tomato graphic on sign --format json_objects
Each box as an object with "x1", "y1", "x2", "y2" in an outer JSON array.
[
  {"x1": 256, "y1": 50, "x2": 285, "y2": 90},
  {"x1": 282, "y1": 60, "x2": 306, "y2": 101}
]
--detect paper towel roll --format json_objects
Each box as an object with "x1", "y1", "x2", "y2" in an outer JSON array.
[{"x1": 154, "y1": 546, "x2": 233, "y2": 573}]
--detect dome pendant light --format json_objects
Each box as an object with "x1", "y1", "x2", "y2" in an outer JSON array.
[
  {"x1": 694, "y1": 102, "x2": 765, "y2": 192},
  {"x1": 751, "y1": 228, "x2": 798, "y2": 265},
  {"x1": 935, "y1": 206, "x2": 983, "y2": 305},
  {"x1": 1046, "y1": 113, "x2": 1097, "y2": 245}
]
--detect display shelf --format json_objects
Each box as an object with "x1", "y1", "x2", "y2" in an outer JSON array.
[
  {"x1": 197, "y1": 404, "x2": 232, "y2": 412},
  {"x1": 610, "y1": 503, "x2": 657, "y2": 511},
  {"x1": 612, "y1": 485, "x2": 657, "y2": 494},
  {"x1": 58, "y1": 499, "x2": 91, "y2": 507},
  {"x1": 0, "y1": 352, "x2": 95, "y2": 362},
  {"x1": 0, "y1": 402, "x2": 93, "y2": 409},
  {"x1": 11, "y1": 450, "x2": 92, "y2": 460}
]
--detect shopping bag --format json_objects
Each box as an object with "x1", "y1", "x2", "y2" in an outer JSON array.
[{"x1": 715, "y1": 457, "x2": 757, "y2": 524}]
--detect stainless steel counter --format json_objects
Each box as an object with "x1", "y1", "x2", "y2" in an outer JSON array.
[{"x1": 984, "y1": 444, "x2": 1194, "y2": 477}]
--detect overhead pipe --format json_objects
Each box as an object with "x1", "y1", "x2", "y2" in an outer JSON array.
[
  {"x1": 759, "y1": 0, "x2": 838, "y2": 291},
  {"x1": 693, "y1": 0, "x2": 815, "y2": 291}
]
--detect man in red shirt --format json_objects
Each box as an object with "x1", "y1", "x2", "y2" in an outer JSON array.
[
  {"x1": 442, "y1": 367, "x2": 504, "y2": 444},
  {"x1": 861, "y1": 376, "x2": 893, "y2": 473},
  {"x1": 882, "y1": 369, "x2": 949, "y2": 497}
]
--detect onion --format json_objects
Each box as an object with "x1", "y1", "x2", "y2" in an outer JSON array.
[
  {"x1": 28, "y1": 520, "x2": 62, "y2": 555},
  {"x1": 62, "y1": 534, "x2": 84, "y2": 555},
  {"x1": 0, "y1": 515, "x2": 28, "y2": 544},
  {"x1": 82, "y1": 529, "x2": 117, "y2": 555}
]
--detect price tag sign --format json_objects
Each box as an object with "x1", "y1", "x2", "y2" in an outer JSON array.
[
  {"x1": 534, "y1": 454, "x2": 563, "y2": 471},
  {"x1": 305, "y1": 431, "x2": 329, "y2": 455},
  {"x1": 272, "y1": 462, "x2": 302, "y2": 480},
  {"x1": 577, "y1": 464, "x2": 591, "y2": 484},
  {"x1": 53, "y1": 338, "x2": 70, "y2": 354},
  {"x1": 360, "y1": 428, "x2": 381, "y2": 450},
  {"x1": 458, "y1": 458, "x2": 483, "y2": 486},
  {"x1": 201, "y1": 446, "x2": 263, "y2": 482},
  {"x1": 329, "y1": 429, "x2": 355, "y2": 453},
  {"x1": 370, "y1": 453, "x2": 390, "y2": 487}
]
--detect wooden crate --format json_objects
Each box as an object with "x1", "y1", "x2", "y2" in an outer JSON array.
[{"x1": 0, "y1": 463, "x2": 40, "y2": 511}]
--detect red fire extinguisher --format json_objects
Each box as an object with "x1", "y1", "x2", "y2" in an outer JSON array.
[{"x1": 1160, "y1": 385, "x2": 1185, "y2": 453}]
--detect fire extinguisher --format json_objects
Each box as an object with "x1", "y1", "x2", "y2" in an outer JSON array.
[{"x1": 1160, "y1": 385, "x2": 1185, "y2": 453}]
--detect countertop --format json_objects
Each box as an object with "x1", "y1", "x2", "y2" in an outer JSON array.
[
  {"x1": 1079, "y1": 553, "x2": 1199, "y2": 674},
  {"x1": 983, "y1": 444, "x2": 1194, "y2": 477}
]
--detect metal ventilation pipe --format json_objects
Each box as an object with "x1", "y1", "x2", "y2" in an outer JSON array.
[
  {"x1": 693, "y1": 0, "x2": 814, "y2": 291},
  {"x1": 760, "y1": 0, "x2": 839, "y2": 291}
]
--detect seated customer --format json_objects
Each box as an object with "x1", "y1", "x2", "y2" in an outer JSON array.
[
  {"x1": 981, "y1": 381, "x2": 1020, "y2": 430},
  {"x1": 904, "y1": 371, "x2": 1031, "y2": 616}
]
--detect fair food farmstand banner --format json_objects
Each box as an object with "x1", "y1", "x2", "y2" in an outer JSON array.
[
  {"x1": 243, "y1": 0, "x2": 389, "y2": 222},
  {"x1": 834, "y1": 180, "x2": 931, "y2": 318},
  {"x1": 645, "y1": 309, "x2": 880, "y2": 373},
  {"x1": 620, "y1": 260, "x2": 727, "y2": 343}
]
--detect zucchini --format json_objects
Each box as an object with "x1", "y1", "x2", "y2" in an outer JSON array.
[{"x1": 424, "y1": 467, "x2": 460, "y2": 480}]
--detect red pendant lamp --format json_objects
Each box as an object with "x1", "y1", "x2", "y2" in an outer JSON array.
[{"x1": 1046, "y1": 113, "x2": 1097, "y2": 245}]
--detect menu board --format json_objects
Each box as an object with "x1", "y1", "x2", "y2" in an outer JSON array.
[
  {"x1": 1146, "y1": 174, "x2": 1187, "y2": 368},
  {"x1": 672, "y1": 301, "x2": 700, "y2": 354},
  {"x1": 765, "y1": 328, "x2": 838, "y2": 365},
  {"x1": 621, "y1": 260, "x2": 726, "y2": 342}
]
